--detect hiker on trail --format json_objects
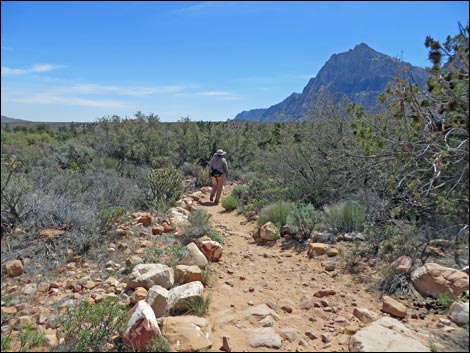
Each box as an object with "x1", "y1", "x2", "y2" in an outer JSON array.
[{"x1": 208, "y1": 149, "x2": 229, "y2": 205}]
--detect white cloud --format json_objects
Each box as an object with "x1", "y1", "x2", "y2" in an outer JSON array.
[
  {"x1": 5, "y1": 82, "x2": 193, "y2": 108},
  {"x1": 46, "y1": 84, "x2": 188, "y2": 96},
  {"x1": 10, "y1": 93, "x2": 125, "y2": 108},
  {"x1": 197, "y1": 90, "x2": 242, "y2": 100},
  {"x1": 1, "y1": 64, "x2": 65, "y2": 76}
]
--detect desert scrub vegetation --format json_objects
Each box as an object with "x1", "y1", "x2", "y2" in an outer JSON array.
[
  {"x1": 322, "y1": 200, "x2": 367, "y2": 233},
  {"x1": 177, "y1": 295, "x2": 211, "y2": 317},
  {"x1": 145, "y1": 244, "x2": 188, "y2": 268},
  {"x1": 58, "y1": 297, "x2": 128, "y2": 352},
  {"x1": 181, "y1": 209, "x2": 224, "y2": 244},
  {"x1": 285, "y1": 203, "x2": 320, "y2": 241},
  {"x1": 144, "y1": 335, "x2": 171, "y2": 352},
  {"x1": 147, "y1": 165, "x2": 183, "y2": 210},
  {"x1": 183, "y1": 209, "x2": 212, "y2": 239},
  {"x1": 1, "y1": 323, "x2": 45, "y2": 352},
  {"x1": 257, "y1": 201, "x2": 295, "y2": 228},
  {"x1": 1, "y1": 25, "x2": 468, "y2": 282},
  {"x1": 221, "y1": 195, "x2": 238, "y2": 211}
]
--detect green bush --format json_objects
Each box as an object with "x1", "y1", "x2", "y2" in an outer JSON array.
[
  {"x1": 18, "y1": 324, "x2": 45, "y2": 351},
  {"x1": 146, "y1": 245, "x2": 188, "y2": 267},
  {"x1": 231, "y1": 185, "x2": 248, "y2": 200},
  {"x1": 1, "y1": 335, "x2": 11, "y2": 351},
  {"x1": 147, "y1": 165, "x2": 183, "y2": 203},
  {"x1": 207, "y1": 228, "x2": 224, "y2": 244},
  {"x1": 285, "y1": 203, "x2": 319, "y2": 240},
  {"x1": 221, "y1": 195, "x2": 238, "y2": 211},
  {"x1": 323, "y1": 200, "x2": 366, "y2": 233},
  {"x1": 145, "y1": 335, "x2": 171, "y2": 352},
  {"x1": 182, "y1": 296, "x2": 211, "y2": 317},
  {"x1": 379, "y1": 222, "x2": 421, "y2": 261},
  {"x1": 436, "y1": 293, "x2": 453, "y2": 308},
  {"x1": 184, "y1": 209, "x2": 211, "y2": 239},
  {"x1": 257, "y1": 201, "x2": 295, "y2": 228},
  {"x1": 59, "y1": 297, "x2": 128, "y2": 352},
  {"x1": 99, "y1": 205, "x2": 128, "y2": 231}
]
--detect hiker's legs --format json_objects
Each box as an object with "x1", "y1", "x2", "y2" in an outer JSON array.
[
  {"x1": 210, "y1": 177, "x2": 218, "y2": 201},
  {"x1": 214, "y1": 174, "x2": 226, "y2": 203}
]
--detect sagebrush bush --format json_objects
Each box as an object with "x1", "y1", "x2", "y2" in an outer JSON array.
[
  {"x1": 285, "y1": 203, "x2": 319, "y2": 240},
  {"x1": 323, "y1": 200, "x2": 366, "y2": 233},
  {"x1": 184, "y1": 209, "x2": 211, "y2": 239},
  {"x1": 257, "y1": 201, "x2": 295, "y2": 228},
  {"x1": 221, "y1": 195, "x2": 238, "y2": 211}
]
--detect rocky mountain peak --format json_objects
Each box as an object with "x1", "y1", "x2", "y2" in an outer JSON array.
[{"x1": 234, "y1": 44, "x2": 428, "y2": 122}]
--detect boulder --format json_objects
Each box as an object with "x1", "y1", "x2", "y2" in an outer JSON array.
[
  {"x1": 411, "y1": 263, "x2": 469, "y2": 298},
  {"x1": 127, "y1": 263, "x2": 174, "y2": 290},
  {"x1": 123, "y1": 300, "x2": 161, "y2": 351},
  {"x1": 349, "y1": 317, "x2": 430, "y2": 352},
  {"x1": 161, "y1": 315, "x2": 213, "y2": 352}
]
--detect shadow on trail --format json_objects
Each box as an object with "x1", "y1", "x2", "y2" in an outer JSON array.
[
  {"x1": 280, "y1": 239, "x2": 308, "y2": 254},
  {"x1": 199, "y1": 201, "x2": 216, "y2": 207}
]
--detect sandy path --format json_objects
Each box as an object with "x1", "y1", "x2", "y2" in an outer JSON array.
[{"x1": 194, "y1": 185, "x2": 385, "y2": 352}]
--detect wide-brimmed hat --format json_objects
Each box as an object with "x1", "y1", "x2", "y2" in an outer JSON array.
[{"x1": 216, "y1": 149, "x2": 226, "y2": 156}]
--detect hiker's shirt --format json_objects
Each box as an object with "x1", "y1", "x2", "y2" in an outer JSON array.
[{"x1": 209, "y1": 155, "x2": 229, "y2": 178}]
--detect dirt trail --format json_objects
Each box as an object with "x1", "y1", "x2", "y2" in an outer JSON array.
[{"x1": 194, "y1": 185, "x2": 386, "y2": 352}]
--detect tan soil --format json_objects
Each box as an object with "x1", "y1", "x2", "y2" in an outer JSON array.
[{"x1": 193, "y1": 184, "x2": 430, "y2": 352}]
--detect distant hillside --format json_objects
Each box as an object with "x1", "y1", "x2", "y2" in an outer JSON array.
[
  {"x1": 234, "y1": 43, "x2": 429, "y2": 122},
  {"x1": 1, "y1": 115, "x2": 31, "y2": 123}
]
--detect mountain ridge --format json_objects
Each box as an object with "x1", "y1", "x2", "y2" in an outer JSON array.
[
  {"x1": 1, "y1": 115, "x2": 32, "y2": 123},
  {"x1": 234, "y1": 43, "x2": 429, "y2": 122}
]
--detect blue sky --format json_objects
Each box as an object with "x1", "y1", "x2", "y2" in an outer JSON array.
[{"x1": 1, "y1": 1, "x2": 468, "y2": 122}]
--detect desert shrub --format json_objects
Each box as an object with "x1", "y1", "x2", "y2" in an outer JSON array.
[
  {"x1": 257, "y1": 201, "x2": 295, "y2": 228},
  {"x1": 147, "y1": 166, "x2": 183, "y2": 204},
  {"x1": 21, "y1": 167, "x2": 145, "y2": 233},
  {"x1": 436, "y1": 293, "x2": 453, "y2": 308},
  {"x1": 323, "y1": 200, "x2": 366, "y2": 233},
  {"x1": 18, "y1": 324, "x2": 45, "y2": 351},
  {"x1": 286, "y1": 203, "x2": 319, "y2": 240},
  {"x1": 221, "y1": 195, "x2": 238, "y2": 211},
  {"x1": 1, "y1": 172, "x2": 32, "y2": 226},
  {"x1": 99, "y1": 205, "x2": 129, "y2": 232},
  {"x1": 342, "y1": 241, "x2": 368, "y2": 275},
  {"x1": 246, "y1": 177, "x2": 267, "y2": 202},
  {"x1": 231, "y1": 185, "x2": 248, "y2": 200},
  {"x1": 379, "y1": 221, "x2": 422, "y2": 262},
  {"x1": 1, "y1": 335, "x2": 11, "y2": 351},
  {"x1": 201, "y1": 265, "x2": 215, "y2": 286},
  {"x1": 378, "y1": 267, "x2": 414, "y2": 296},
  {"x1": 59, "y1": 297, "x2": 128, "y2": 352},
  {"x1": 206, "y1": 228, "x2": 224, "y2": 244},
  {"x1": 145, "y1": 245, "x2": 188, "y2": 268},
  {"x1": 180, "y1": 162, "x2": 210, "y2": 188},
  {"x1": 150, "y1": 155, "x2": 173, "y2": 169},
  {"x1": 54, "y1": 141, "x2": 95, "y2": 172},
  {"x1": 181, "y1": 296, "x2": 211, "y2": 317},
  {"x1": 145, "y1": 335, "x2": 171, "y2": 352},
  {"x1": 184, "y1": 209, "x2": 211, "y2": 239}
]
